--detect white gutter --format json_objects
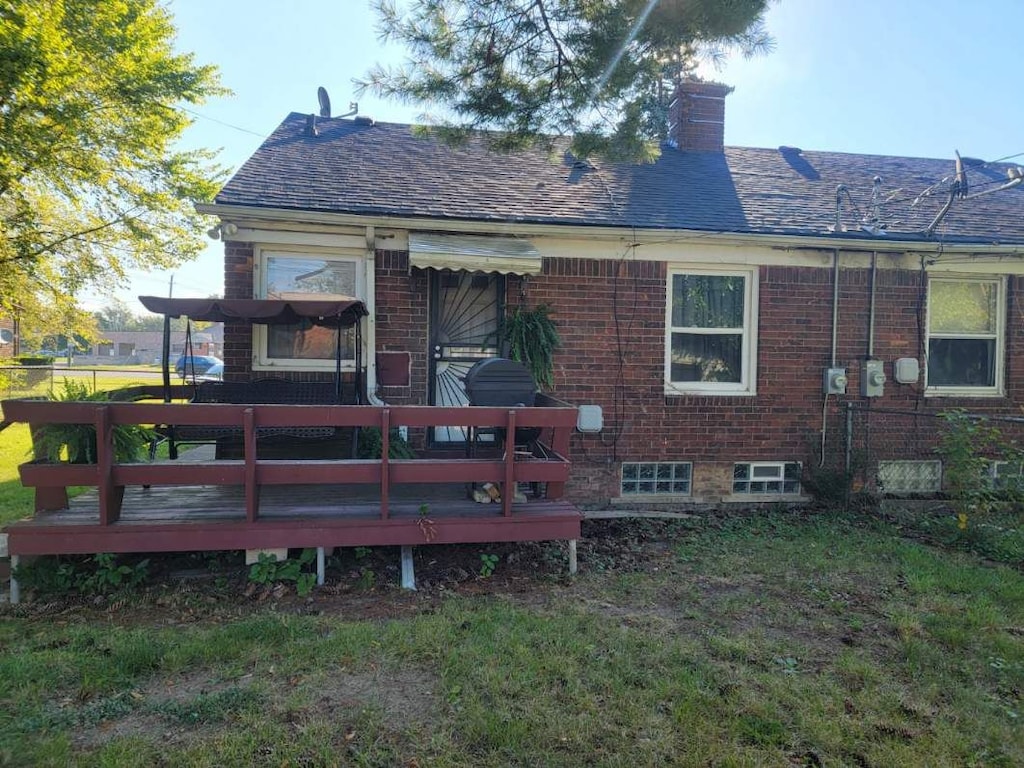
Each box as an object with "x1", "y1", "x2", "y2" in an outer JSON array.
[
  {"x1": 196, "y1": 202, "x2": 1024, "y2": 256},
  {"x1": 362, "y1": 225, "x2": 385, "y2": 406}
]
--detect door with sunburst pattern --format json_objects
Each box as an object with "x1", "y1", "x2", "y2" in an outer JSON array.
[{"x1": 428, "y1": 271, "x2": 504, "y2": 444}]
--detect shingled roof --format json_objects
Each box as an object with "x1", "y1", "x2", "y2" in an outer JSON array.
[{"x1": 216, "y1": 113, "x2": 1024, "y2": 246}]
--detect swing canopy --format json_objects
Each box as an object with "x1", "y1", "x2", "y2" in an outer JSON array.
[{"x1": 138, "y1": 297, "x2": 368, "y2": 327}]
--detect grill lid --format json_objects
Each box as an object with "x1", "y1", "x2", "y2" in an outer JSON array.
[{"x1": 463, "y1": 358, "x2": 537, "y2": 407}]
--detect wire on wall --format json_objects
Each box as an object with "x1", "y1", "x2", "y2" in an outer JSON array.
[{"x1": 597, "y1": 234, "x2": 641, "y2": 461}]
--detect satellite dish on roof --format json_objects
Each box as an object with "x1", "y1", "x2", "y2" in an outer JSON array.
[
  {"x1": 0, "y1": 329, "x2": 12, "y2": 345},
  {"x1": 318, "y1": 86, "x2": 331, "y2": 118}
]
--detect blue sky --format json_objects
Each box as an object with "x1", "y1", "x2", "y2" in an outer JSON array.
[{"x1": 100, "y1": 0, "x2": 1024, "y2": 313}]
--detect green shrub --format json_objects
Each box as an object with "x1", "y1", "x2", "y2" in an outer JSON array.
[
  {"x1": 31, "y1": 379, "x2": 154, "y2": 463},
  {"x1": 357, "y1": 426, "x2": 416, "y2": 459},
  {"x1": 14, "y1": 355, "x2": 53, "y2": 367}
]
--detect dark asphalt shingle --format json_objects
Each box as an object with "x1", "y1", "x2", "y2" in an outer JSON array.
[{"x1": 216, "y1": 114, "x2": 1024, "y2": 245}]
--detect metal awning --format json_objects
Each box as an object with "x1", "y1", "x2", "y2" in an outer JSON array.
[{"x1": 408, "y1": 233, "x2": 542, "y2": 275}]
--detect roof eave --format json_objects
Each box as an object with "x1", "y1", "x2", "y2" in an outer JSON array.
[{"x1": 197, "y1": 202, "x2": 1024, "y2": 255}]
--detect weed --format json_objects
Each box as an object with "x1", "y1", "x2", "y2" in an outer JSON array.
[
  {"x1": 417, "y1": 503, "x2": 437, "y2": 542},
  {"x1": 354, "y1": 546, "x2": 373, "y2": 561},
  {"x1": 356, "y1": 567, "x2": 376, "y2": 590},
  {"x1": 479, "y1": 553, "x2": 499, "y2": 578},
  {"x1": 13, "y1": 553, "x2": 148, "y2": 598},
  {"x1": 936, "y1": 410, "x2": 1024, "y2": 529},
  {"x1": 247, "y1": 549, "x2": 318, "y2": 596}
]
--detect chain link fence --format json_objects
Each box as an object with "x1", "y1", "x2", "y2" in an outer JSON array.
[
  {"x1": 0, "y1": 365, "x2": 161, "y2": 420},
  {"x1": 843, "y1": 404, "x2": 1024, "y2": 498}
]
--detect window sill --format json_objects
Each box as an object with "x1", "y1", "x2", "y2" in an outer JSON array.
[
  {"x1": 253, "y1": 362, "x2": 357, "y2": 372},
  {"x1": 720, "y1": 494, "x2": 809, "y2": 504},
  {"x1": 611, "y1": 494, "x2": 692, "y2": 506},
  {"x1": 923, "y1": 388, "x2": 1004, "y2": 399},
  {"x1": 663, "y1": 387, "x2": 756, "y2": 397}
]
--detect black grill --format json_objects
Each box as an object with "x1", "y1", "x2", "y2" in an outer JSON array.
[{"x1": 463, "y1": 358, "x2": 541, "y2": 445}]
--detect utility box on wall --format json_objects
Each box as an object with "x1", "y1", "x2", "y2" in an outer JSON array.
[
  {"x1": 862, "y1": 359, "x2": 886, "y2": 398},
  {"x1": 375, "y1": 352, "x2": 411, "y2": 387},
  {"x1": 894, "y1": 358, "x2": 920, "y2": 384},
  {"x1": 824, "y1": 367, "x2": 848, "y2": 395}
]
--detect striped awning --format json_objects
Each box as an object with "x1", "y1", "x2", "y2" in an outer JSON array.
[{"x1": 408, "y1": 233, "x2": 542, "y2": 275}]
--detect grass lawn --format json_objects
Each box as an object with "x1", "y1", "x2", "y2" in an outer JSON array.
[
  {"x1": 0, "y1": 423, "x2": 36, "y2": 527},
  {"x1": 1, "y1": 513, "x2": 1021, "y2": 767}
]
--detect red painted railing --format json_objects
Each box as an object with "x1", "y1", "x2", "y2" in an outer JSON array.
[{"x1": 2, "y1": 397, "x2": 575, "y2": 525}]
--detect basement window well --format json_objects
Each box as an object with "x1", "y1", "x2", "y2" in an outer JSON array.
[{"x1": 621, "y1": 462, "x2": 692, "y2": 496}]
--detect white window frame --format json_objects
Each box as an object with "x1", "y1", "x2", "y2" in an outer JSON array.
[
  {"x1": 731, "y1": 461, "x2": 802, "y2": 496},
  {"x1": 252, "y1": 247, "x2": 366, "y2": 371},
  {"x1": 665, "y1": 267, "x2": 758, "y2": 396},
  {"x1": 925, "y1": 276, "x2": 1006, "y2": 397}
]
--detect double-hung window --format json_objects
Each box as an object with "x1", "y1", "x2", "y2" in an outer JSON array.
[
  {"x1": 253, "y1": 249, "x2": 365, "y2": 370},
  {"x1": 926, "y1": 277, "x2": 1005, "y2": 395},
  {"x1": 665, "y1": 268, "x2": 757, "y2": 395}
]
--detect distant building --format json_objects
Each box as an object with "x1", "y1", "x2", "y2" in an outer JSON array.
[{"x1": 83, "y1": 325, "x2": 223, "y2": 363}]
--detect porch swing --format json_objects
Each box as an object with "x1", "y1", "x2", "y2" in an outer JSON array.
[{"x1": 139, "y1": 296, "x2": 369, "y2": 458}]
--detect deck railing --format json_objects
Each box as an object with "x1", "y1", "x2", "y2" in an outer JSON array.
[{"x1": 2, "y1": 396, "x2": 576, "y2": 525}]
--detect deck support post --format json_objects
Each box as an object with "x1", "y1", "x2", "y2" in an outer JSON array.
[
  {"x1": 9, "y1": 555, "x2": 19, "y2": 604},
  {"x1": 568, "y1": 539, "x2": 577, "y2": 576},
  {"x1": 316, "y1": 546, "x2": 326, "y2": 586},
  {"x1": 400, "y1": 545, "x2": 416, "y2": 590}
]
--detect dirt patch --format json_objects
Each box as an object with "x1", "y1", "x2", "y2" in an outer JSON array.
[
  {"x1": 306, "y1": 668, "x2": 442, "y2": 728},
  {"x1": 67, "y1": 664, "x2": 441, "y2": 751}
]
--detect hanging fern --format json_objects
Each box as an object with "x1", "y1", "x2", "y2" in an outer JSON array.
[{"x1": 503, "y1": 304, "x2": 560, "y2": 390}]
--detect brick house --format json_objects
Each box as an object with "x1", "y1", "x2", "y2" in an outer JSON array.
[{"x1": 197, "y1": 81, "x2": 1024, "y2": 506}]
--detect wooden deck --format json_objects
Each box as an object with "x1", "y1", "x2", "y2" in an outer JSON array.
[{"x1": 1, "y1": 398, "x2": 583, "y2": 558}]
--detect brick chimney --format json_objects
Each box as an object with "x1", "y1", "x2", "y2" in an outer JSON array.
[{"x1": 668, "y1": 80, "x2": 734, "y2": 152}]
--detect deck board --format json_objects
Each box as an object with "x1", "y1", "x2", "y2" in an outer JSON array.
[{"x1": 5, "y1": 482, "x2": 582, "y2": 555}]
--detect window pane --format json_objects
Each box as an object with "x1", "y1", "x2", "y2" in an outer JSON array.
[
  {"x1": 266, "y1": 257, "x2": 357, "y2": 299},
  {"x1": 672, "y1": 275, "x2": 745, "y2": 328},
  {"x1": 752, "y1": 464, "x2": 782, "y2": 479},
  {"x1": 928, "y1": 338, "x2": 995, "y2": 387},
  {"x1": 671, "y1": 333, "x2": 742, "y2": 383},
  {"x1": 930, "y1": 281, "x2": 996, "y2": 334},
  {"x1": 263, "y1": 255, "x2": 358, "y2": 361},
  {"x1": 267, "y1": 324, "x2": 355, "y2": 360}
]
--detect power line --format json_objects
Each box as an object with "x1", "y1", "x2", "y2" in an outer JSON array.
[
  {"x1": 155, "y1": 101, "x2": 267, "y2": 138},
  {"x1": 176, "y1": 105, "x2": 267, "y2": 138}
]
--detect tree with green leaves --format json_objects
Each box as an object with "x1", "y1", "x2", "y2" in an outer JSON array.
[
  {"x1": 361, "y1": 0, "x2": 772, "y2": 161},
  {"x1": 0, "y1": 0, "x2": 225, "y2": 337}
]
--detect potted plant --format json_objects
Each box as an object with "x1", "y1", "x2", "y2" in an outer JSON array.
[
  {"x1": 502, "y1": 303, "x2": 560, "y2": 390},
  {"x1": 32, "y1": 379, "x2": 154, "y2": 464}
]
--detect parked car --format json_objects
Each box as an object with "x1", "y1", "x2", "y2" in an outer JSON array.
[
  {"x1": 198, "y1": 362, "x2": 224, "y2": 381},
  {"x1": 174, "y1": 355, "x2": 222, "y2": 378}
]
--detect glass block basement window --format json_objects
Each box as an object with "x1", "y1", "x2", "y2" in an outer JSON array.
[
  {"x1": 877, "y1": 460, "x2": 942, "y2": 494},
  {"x1": 621, "y1": 462, "x2": 692, "y2": 496},
  {"x1": 733, "y1": 462, "x2": 802, "y2": 494}
]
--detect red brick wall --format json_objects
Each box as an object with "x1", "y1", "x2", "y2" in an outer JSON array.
[
  {"x1": 223, "y1": 240, "x2": 254, "y2": 380},
  {"x1": 222, "y1": 240, "x2": 1024, "y2": 503},
  {"x1": 374, "y1": 250, "x2": 429, "y2": 406}
]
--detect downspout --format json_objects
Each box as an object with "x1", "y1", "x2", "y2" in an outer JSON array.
[
  {"x1": 867, "y1": 251, "x2": 878, "y2": 358},
  {"x1": 831, "y1": 248, "x2": 841, "y2": 368},
  {"x1": 821, "y1": 248, "x2": 841, "y2": 466},
  {"x1": 363, "y1": 225, "x2": 385, "y2": 407}
]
